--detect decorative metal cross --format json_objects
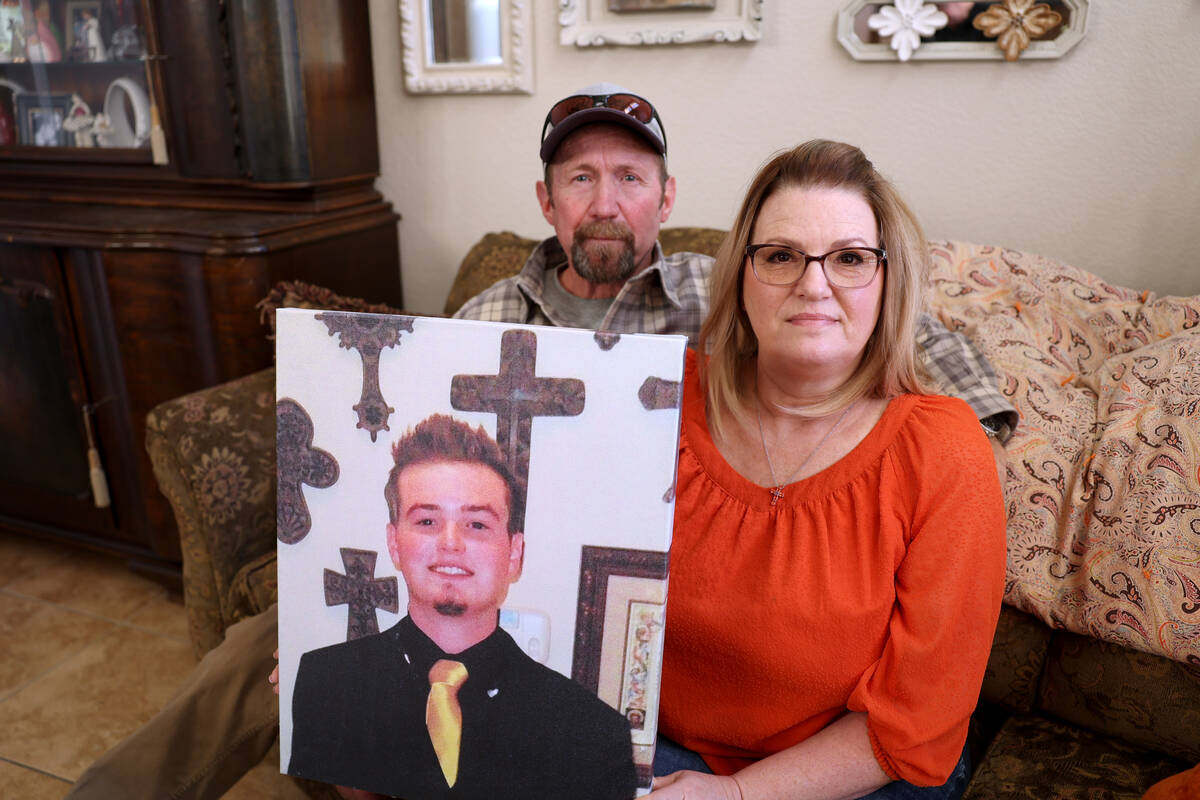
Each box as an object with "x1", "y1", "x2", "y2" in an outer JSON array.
[
  {"x1": 276, "y1": 398, "x2": 340, "y2": 544},
  {"x1": 324, "y1": 548, "x2": 399, "y2": 641},
  {"x1": 769, "y1": 487, "x2": 785, "y2": 506},
  {"x1": 316, "y1": 311, "x2": 415, "y2": 442},
  {"x1": 637, "y1": 376, "x2": 681, "y2": 411},
  {"x1": 637, "y1": 376, "x2": 683, "y2": 503},
  {"x1": 451, "y1": 329, "x2": 585, "y2": 530}
]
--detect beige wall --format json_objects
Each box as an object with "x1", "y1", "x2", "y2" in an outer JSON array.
[{"x1": 368, "y1": 1, "x2": 1200, "y2": 315}]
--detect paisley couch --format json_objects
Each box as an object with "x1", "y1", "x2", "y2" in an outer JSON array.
[{"x1": 144, "y1": 230, "x2": 1200, "y2": 798}]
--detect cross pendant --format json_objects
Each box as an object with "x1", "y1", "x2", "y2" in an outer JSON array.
[{"x1": 769, "y1": 486, "x2": 784, "y2": 506}]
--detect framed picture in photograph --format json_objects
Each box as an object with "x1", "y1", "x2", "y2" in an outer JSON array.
[
  {"x1": 64, "y1": 0, "x2": 105, "y2": 61},
  {"x1": 572, "y1": 544, "x2": 670, "y2": 788},
  {"x1": 16, "y1": 92, "x2": 72, "y2": 147},
  {"x1": 0, "y1": 2, "x2": 27, "y2": 61},
  {"x1": 608, "y1": 0, "x2": 716, "y2": 11}
]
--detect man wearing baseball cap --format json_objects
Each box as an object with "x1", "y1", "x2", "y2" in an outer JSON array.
[{"x1": 455, "y1": 82, "x2": 714, "y2": 347}]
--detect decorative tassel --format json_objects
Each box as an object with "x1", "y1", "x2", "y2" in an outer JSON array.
[
  {"x1": 82, "y1": 403, "x2": 111, "y2": 508},
  {"x1": 88, "y1": 447, "x2": 111, "y2": 508},
  {"x1": 149, "y1": 102, "x2": 167, "y2": 165}
]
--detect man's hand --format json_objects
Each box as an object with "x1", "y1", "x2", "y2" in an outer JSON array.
[
  {"x1": 646, "y1": 771, "x2": 744, "y2": 800},
  {"x1": 269, "y1": 649, "x2": 279, "y2": 695}
]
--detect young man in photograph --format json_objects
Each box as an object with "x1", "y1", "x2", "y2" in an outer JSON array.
[{"x1": 287, "y1": 414, "x2": 636, "y2": 799}]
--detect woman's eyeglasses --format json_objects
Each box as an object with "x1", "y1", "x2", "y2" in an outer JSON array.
[{"x1": 745, "y1": 244, "x2": 886, "y2": 289}]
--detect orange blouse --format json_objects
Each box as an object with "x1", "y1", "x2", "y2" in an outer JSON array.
[{"x1": 658, "y1": 352, "x2": 1006, "y2": 785}]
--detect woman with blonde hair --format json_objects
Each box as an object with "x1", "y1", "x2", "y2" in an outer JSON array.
[{"x1": 648, "y1": 140, "x2": 1005, "y2": 800}]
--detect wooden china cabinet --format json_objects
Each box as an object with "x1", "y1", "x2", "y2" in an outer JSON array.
[{"x1": 0, "y1": 0, "x2": 403, "y2": 589}]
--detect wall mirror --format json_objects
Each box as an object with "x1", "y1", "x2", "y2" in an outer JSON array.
[
  {"x1": 838, "y1": 0, "x2": 1089, "y2": 62},
  {"x1": 399, "y1": 0, "x2": 533, "y2": 94}
]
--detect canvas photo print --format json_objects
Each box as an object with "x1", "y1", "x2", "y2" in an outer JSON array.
[{"x1": 275, "y1": 310, "x2": 686, "y2": 798}]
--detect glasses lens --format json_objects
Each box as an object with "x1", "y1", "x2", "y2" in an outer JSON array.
[
  {"x1": 824, "y1": 248, "x2": 881, "y2": 287},
  {"x1": 602, "y1": 94, "x2": 654, "y2": 123},
  {"x1": 548, "y1": 95, "x2": 597, "y2": 125},
  {"x1": 749, "y1": 245, "x2": 802, "y2": 285},
  {"x1": 548, "y1": 94, "x2": 656, "y2": 127}
]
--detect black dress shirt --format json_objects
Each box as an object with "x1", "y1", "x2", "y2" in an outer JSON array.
[{"x1": 288, "y1": 616, "x2": 637, "y2": 799}]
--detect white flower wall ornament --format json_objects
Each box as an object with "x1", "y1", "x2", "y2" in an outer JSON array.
[{"x1": 867, "y1": 0, "x2": 949, "y2": 61}]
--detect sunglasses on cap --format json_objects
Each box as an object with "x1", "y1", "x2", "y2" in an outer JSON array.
[{"x1": 540, "y1": 92, "x2": 667, "y2": 153}]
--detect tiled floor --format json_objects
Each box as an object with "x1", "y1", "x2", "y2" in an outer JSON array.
[{"x1": 0, "y1": 531, "x2": 305, "y2": 799}]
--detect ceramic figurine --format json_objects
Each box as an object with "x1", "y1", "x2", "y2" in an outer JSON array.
[
  {"x1": 0, "y1": 0, "x2": 22, "y2": 62},
  {"x1": 80, "y1": 11, "x2": 105, "y2": 61},
  {"x1": 62, "y1": 94, "x2": 95, "y2": 147},
  {"x1": 109, "y1": 24, "x2": 141, "y2": 60},
  {"x1": 6, "y1": 16, "x2": 25, "y2": 61}
]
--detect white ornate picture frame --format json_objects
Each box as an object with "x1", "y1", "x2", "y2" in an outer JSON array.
[
  {"x1": 837, "y1": 0, "x2": 1089, "y2": 62},
  {"x1": 399, "y1": 0, "x2": 534, "y2": 94},
  {"x1": 559, "y1": 0, "x2": 762, "y2": 47}
]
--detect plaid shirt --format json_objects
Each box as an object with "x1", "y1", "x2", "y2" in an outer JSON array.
[
  {"x1": 916, "y1": 317, "x2": 1018, "y2": 442},
  {"x1": 454, "y1": 237, "x2": 711, "y2": 346},
  {"x1": 456, "y1": 237, "x2": 1017, "y2": 441}
]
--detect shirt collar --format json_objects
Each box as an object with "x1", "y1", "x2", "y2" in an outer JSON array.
[{"x1": 393, "y1": 615, "x2": 518, "y2": 700}]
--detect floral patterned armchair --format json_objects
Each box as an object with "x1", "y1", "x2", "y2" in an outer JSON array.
[{"x1": 144, "y1": 232, "x2": 1200, "y2": 797}]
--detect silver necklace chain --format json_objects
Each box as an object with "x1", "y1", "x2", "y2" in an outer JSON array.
[{"x1": 755, "y1": 398, "x2": 857, "y2": 506}]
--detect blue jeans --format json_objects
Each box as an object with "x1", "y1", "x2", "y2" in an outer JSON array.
[{"x1": 652, "y1": 736, "x2": 972, "y2": 800}]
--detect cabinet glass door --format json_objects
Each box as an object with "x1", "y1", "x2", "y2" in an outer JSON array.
[{"x1": 0, "y1": 0, "x2": 162, "y2": 161}]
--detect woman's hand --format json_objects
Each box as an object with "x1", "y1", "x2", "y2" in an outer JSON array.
[
  {"x1": 647, "y1": 770, "x2": 745, "y2": 800},
  {"x1": 268, "y1": 648, "x2": 280, "y2": 695}
]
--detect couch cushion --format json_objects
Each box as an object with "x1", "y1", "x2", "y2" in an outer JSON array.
[
  {"x1": 226, "y1": 549, "x2": 278, "y2": 625},
  {"x1": 657, "y1": 226, "x2": 727, "y2": 259},
  {"x1": 963, "y1": 714, "x2": 1187, "y2": 800},
  {"x1": 927, "y1": 241, "x2": 1200, "y2": 664},
  {"x1": 443, "y1": 231, "x2": 541, "y2": 316},
  {"x1": 981, "y1": 605, "x2": 1054, "y2": 713},
  {"x1": 1038, "y1": 630, "x2": 1200, "y2": 763}
]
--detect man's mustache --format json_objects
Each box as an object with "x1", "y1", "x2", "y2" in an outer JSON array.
[{"x1": 574, "y1": 221, "x2": 634, "y2": 244}]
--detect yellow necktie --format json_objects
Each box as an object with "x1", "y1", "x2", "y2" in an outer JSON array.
[{"x1": 426, "y1": 659, "x2": 469, "y2": 787}]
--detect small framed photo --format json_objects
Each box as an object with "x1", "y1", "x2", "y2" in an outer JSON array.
[
  {"x1": 16, "y1": 93, "x2": 73, "y2": 147},
  {"x1": 0, "y1": 2, "x2": 26, "y2": 62},
  {"x1": 64, "y1": 0, "x2": 106, "y2": 62}
]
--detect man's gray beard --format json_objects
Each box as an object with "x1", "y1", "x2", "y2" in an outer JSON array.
[
  {"x1": 435, "y1": 601, "x2": 467, "y2": 617},
  {"x1": 571, "y1": 240, "x2": 636, "y2": 284},
  {"x1": 570, "y1": 223, "x2": 637, "y2": 284}
]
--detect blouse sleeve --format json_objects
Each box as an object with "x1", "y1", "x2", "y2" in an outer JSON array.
[{"x1": 846, "y1": 396, "x2": 1007, "y2": 785}]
